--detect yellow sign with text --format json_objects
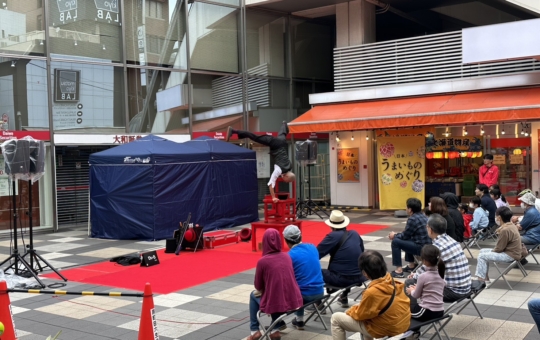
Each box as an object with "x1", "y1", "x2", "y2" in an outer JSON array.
[
  {"x1": 378, "y1": 137, "x2": 425, "y2": 210},
  {"x1": 337, "y1": 148, "x2": 360, "y2": 183}
]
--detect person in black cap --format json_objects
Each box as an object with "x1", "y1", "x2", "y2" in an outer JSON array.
[{"x1": 226, "y1": 122, "x2": 295, "y2": 203}]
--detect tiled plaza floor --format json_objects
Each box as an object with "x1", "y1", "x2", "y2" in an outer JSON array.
[{"x1": 1, "y1": 211, "x2": 539, "y2": 339}]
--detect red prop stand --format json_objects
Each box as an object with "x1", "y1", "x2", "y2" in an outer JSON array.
[{"x1": 252, "y1": 179, "x2": 301, "y2": 251}]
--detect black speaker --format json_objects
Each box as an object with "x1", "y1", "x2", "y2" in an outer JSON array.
[
  {"x1": 295, "y1": 140, "x2": 318, "y2": 163},
  {"x1": 29, "y1": 140, "x2": 45, "y2": 174},
  {"x1": 140, "y1": 250, "x2": 160, "y2": 267},
  {"x1": 165, "y1": 238, "x2": 177, "y2": 253},
  {"x1": 4, "y1": 139, "x2": 30, "y2": 175}
]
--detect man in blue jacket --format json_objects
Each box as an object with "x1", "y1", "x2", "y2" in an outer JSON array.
[
  {"x1": 317, "y1": 210, "x2": 366, "y2": 308},
  {"x1": 476, "y1": 184, "x2": 497, "y2": 227},
  {"x1": 518, "y1": 193, "x2": 540, "y2": 245},
  {"x1": 283, "y1": 225, "x2": 325, "y2": 330}
]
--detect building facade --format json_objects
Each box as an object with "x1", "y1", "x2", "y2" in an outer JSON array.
[{"x1": 2, "y1": 0, "x2": 540, "y2": 231}]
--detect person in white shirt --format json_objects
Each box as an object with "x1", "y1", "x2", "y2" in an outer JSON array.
[{"x1": 226, "y1": 122, "x2": 296, "y2": 203}]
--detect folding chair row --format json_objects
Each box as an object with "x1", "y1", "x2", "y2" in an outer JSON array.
[
  {"x1": 488, "y1": 258, "x2": 528, "y2": 290},
  {"x1": 359, "y1": 314, "x2": 454, "y2": 340},
  {"x1": 321, "y1": 282, "x2": 363, "y2": 314},
  {"x1": 256, "y1": 297, "x2": 330, "y2": 339},
  {"x1": 527, "y1": 244, "x2": 540, "y2": 265}
]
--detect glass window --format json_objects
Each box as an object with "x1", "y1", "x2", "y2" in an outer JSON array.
[
  {"x1": 51, "y1": 62, "x2": 125, "y2": 131},
  {"x1": 188, "y1": 2, "x2": 239, "y2": 73},
  {"x1": 291, "y1": 18, "x2": 334, "y2": 81},
  {"x1": 0, "y1": 1, "x2": 45, "y2": 56},
  {"x1": 126, "y1": 0, "x2": 187, "y2": 69},
  {"x1": 127, "y1": 67, "x2": 189, "y2": 133},
  {"x1": 0, "y1": 58, "x2": 49, "y2": 129},
  {"x1": 48, "y1": 0, "x2": 122, "y2": 62},
  {"x1": 246, "y1": 9, "x2": 288, "y2": 78}
]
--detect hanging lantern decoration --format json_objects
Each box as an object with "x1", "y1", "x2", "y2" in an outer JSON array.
[
  {"x1": 513, "y1": 149, "x2": 522, "y2": 155},
  {"x1": 460, "y1": 152, "x2": 468, "y2": 157},
  {"x1": 467, "y1": 152, "x2": 473, "y2": 158},
  {"x1": 523, "y1": 149, "x2": 527, "y2": 156},
  {"x1": 444, "y1": 152, "x2": 449, "y2": 159},
  {"x1": 426, "y1": 152, "x2": 434, "y2": 159},
  {"x1": 433, "y1": 152, "x2": 443, "y2": 159}
]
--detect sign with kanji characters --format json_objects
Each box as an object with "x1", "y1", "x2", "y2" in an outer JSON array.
[
  {"x1": 510, "y1": 154, "x2": 523, "y2": 164},
  {"x1": 253, "y1": 146, "x2": 270, "y2": 178},
  {"x1": 426, "y1": 136, "x2": 483, "y2": 152},
  {"x1": 493, "y1": 155, "x2": 506, "y2": 165},
  {"x1": 337, "y1": 148, "x2": 359, "y2": 183},
  {"x1": 377, "y1": 137, "x2": 425, "y2": 210},
  {"x1": 113, "y1": 135, "x2": 143, "y2": 144}
]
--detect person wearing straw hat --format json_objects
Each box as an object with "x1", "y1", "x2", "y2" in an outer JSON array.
[
  {"x1": 283, "y1": 225, "x2": 325, "y2": 330},
  {"x1": 316, "y1": 210, "x2": 366, "y2": 308},
  {"x1": 517, "y1": 192, "x2": 540, "y2": 246}
]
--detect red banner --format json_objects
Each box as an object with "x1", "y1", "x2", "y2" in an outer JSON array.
[
  {"x1": 192, "y1": 131, "x2": 328, "y2": 141},
  {"x1": 0, "y1": 130, "x2": 50, "y2": 141}
]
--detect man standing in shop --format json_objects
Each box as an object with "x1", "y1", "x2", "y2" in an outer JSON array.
[
  {"x1": 479, "y1": 154, "x2": 499, "y2": 187},
  {"x1": 226, "y1": 122, "x2": 296, "y2": 203}
]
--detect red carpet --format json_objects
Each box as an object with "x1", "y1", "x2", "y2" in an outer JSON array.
[{"x1": 43, "y1": 221, "x2": 388, "y2": 294}]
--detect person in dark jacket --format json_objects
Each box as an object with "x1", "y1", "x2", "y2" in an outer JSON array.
[
  {"x1": 247, "y1": 228, "x2": 303, "y2": 340},
  {"x1": 429, "y1": 197, "x2": 457, "y2": 242},
  {"x1": 317, "y1": 210, "x2": 366, "y2": 308},
  {"x1": 440, "y1": 192, "x2": 465, "y2": 242},
  {"x1": 226, "y1": 122, "x2": 295, "y2": 203},
  {"x1": 476, "y1": 184, "x2": 497, "y2": 227}
]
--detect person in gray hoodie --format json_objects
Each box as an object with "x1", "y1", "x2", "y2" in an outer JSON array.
[{"x1": 440, "y1": 192, "x2": 464, "y2": 242}]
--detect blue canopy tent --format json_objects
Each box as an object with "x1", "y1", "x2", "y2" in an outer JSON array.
[{"x1": 89, "y1": 135, "x2": 258, "y2": 241}]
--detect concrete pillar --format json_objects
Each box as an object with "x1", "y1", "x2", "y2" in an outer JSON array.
[{"x1": 336, "y1": 0, "x2": 376, "y2": 48}]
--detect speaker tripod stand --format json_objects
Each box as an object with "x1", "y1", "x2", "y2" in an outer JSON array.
[
  {"x1": 21, "y1": 180, "x2": 67, "y2": 283},
  {"x1": 296, "y1": 163, "x2": 328, "y2": 219},
  {"x1": 0, "y1": 181, "x2": 46, "y2": 288}
]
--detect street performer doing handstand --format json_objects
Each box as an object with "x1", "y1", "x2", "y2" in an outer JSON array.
[{"x1": 226, "y1": 122, "x2": 296, "y2": 204}]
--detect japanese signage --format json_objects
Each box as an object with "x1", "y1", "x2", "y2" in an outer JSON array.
[
  {"x1": 54, "y1": 69, "x2": 80, "y2": 102},
  {"x1": 253, "y1": 147, "x2": 270, "y2": 178},
  {"x1": 337, "y1": 148, "x2": 359, "y2": 183},
  {"x1": 426, "y1": 136, "x2": 483, "y2": 152},
  {"x1": 113, "y1": 135, "x2": 143, "y2": 144},
  {"x1": 510, "y1": 154, "x2": 524, "y2": 164},
  {"x1": 377, "y1": 137, "x2": 425, "y2": 210},
  {"x1": 493, "y1": 155, "x2": 506, "y2": 165}
]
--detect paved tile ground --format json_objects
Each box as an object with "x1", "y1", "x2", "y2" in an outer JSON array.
[{"x1": 1, "y1": 211, "x2": 539, "y2": 339}]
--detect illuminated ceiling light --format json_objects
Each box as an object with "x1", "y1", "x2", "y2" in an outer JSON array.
[
  {"x1": 10, "y1": 60, "x2": 16, "y2": 67},
  {"x1": 74, "y1": 40, "x2": 78, "y2": 46},
  {"x1": 463, "y1": 126, "x2": 468, "y2": 136},
  {"x1": 444, "y1": 127, "x2": 450, "y2": 137},
  {"x1": 365, "y1": 131, "x2": 369, "y2": 140},
  {"x1": 336, "y1": 132, "x2": 340, "y2": 142},
  {"x1": 102, "y1": 44, "x2": 106, "y2": 50},
  {"x1": 351, "y1": 132, "x2": 354, "y2": 141},
  {"x1": 481, "y1": 124, "x2": 485, "y2": 135},
  {"x1": 501, "y1": 125, "x2": 505, "y2": 135}
]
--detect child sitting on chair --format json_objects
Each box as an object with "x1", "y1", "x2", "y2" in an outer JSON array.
[
  {"x1": 405, "y1": 245, "x2": 445, "y2": 322},
  {"x1": 469, "y1": 197, "x2": 489, "y2": 233},
  {"x1": 459, "y1": 204, "x2": 473, "y2": 239}
]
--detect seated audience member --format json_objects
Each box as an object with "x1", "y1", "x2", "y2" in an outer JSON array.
[
  {"x1": 517, "y1": 193, "x2": 540, "y2": 245},
  {"x1": 247, "y1": 229, "x2": 303, "y2": 340},
  {"x1": 330, "y1": 251, "x2": 411, "y2": 340},
  {"x1": 317, "y1": 210, "x2": 366, "y2": 307},
  {"x1": 529, "y1": 298, "x2": 540, "y2": 333},
  {"x1": 423, "y1": 206, "x2": 432, "y2": 217},
  {"x1": 406, "y1": 245, "x2": 445, "y2": 322},
  {"x1": 389, "y1": 198, "x2": 431, "y2": 278},
  {"x1": 473, "y1": 207, "x2": 524, "y2": 283},
  {"x1": 490, "y1": 189, "x2": 508, "y2": 209},
  {"x1": 430, "y1": 196, "x2": 458, "y2": 242},
  {"x1": 441, "y1": 192, "x2": 465, "y2": 242},
  {"x1": 469, "y1": 197, "x2": 489, "y2": 233},
  {"x1": 512, "y1": 189, "x2": 540, "y2": 224},
  {"x1": 489, "y1": 184, "x2": 509, "y2": 207},
  {"x1": 476, "y1": 184, "x2": 497, "y2": 227},
  {"x1": 459, "y1": 204, "x2": 473, "y2": 239},
  {"x1": 407, "y1": 214, "x2": 471, "y2": 302},
  {"x1": 283, "y1": 225, "x2": 325, "y2": 330}
]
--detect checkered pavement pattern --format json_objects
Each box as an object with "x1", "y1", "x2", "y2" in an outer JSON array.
[{"x1": 1, "y1": 211, "x2": 540, "y2": 339}]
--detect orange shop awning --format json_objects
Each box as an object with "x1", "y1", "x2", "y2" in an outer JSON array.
[{"x1": 289, "y1": 87, "x2": 540, "y2": 133}]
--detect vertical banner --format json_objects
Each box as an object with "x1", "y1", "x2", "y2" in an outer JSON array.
[
  {"x1": 253, "y1": 146, "x2": 270, "y2": 178},
  {"x1": 337, "y1": 148, "x2": 360, "y2": 183},
  {"x1": 378, "y1": 137, "x2": 425, "y2": 210}
]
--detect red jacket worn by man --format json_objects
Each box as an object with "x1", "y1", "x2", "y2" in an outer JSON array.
[{"x1": 479, "y1": 154, "x2": 499, "y2": 187}]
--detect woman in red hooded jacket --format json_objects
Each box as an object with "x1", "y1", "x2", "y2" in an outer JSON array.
[{"x1": 247, "y1": 228, "x2": 303, "y2": 340}]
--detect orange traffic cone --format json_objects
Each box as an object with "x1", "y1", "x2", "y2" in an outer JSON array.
[
  {"x1": 138, "y1": 283, "x2": 159, "y2": 340},
  {"x1": 0, "y1": 280, "x2": 17, "y2": 340}
]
